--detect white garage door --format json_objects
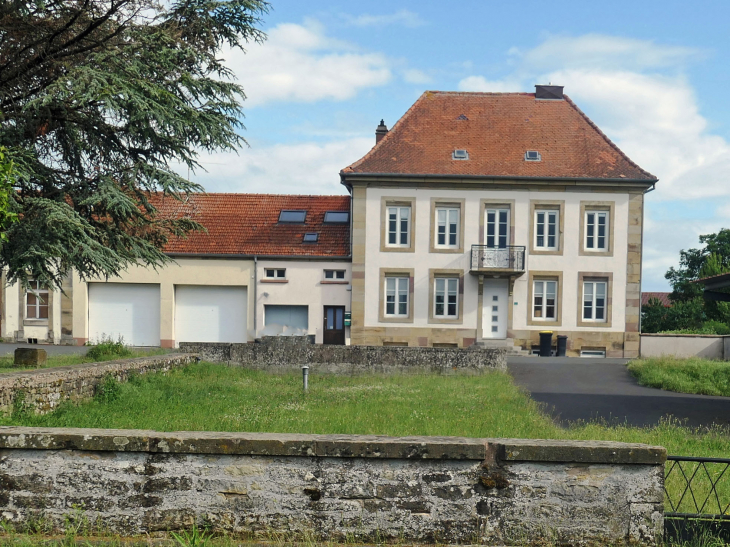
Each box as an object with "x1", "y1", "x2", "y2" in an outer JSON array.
[
  {"x1": 88, "y1": 283, "x2": 160, "y2": 346},
  {"x1": 175, "y1": 285, "x2": 247, "y2": 344}
]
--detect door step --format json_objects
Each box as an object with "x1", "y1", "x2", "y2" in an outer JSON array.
[{"x1": 475, "y1": 339, "x2": 531, "y2": 356}]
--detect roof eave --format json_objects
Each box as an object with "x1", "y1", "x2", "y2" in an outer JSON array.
[
  {"x1": 166, "y1": 252, "x2": 351, "y2": 261},
  {"x1": 340, "y1": 171, "x2": 658, "y2": 186}
]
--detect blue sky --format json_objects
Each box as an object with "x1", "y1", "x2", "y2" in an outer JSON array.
[{"x1": 185, "y1": 0, "x2": 730, "y2": 291}]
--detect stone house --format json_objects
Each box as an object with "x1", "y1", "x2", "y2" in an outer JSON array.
[
  {"x1": 2, "y1": 194, "x2": 351, "y2": 347},
  {"x1": 340, "y1": 86, "x2": 657, "y2": 357}
]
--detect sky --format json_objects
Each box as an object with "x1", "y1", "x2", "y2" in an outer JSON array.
[{"x1": 182, "y1": 0, "x2": 730, "y2": 292}]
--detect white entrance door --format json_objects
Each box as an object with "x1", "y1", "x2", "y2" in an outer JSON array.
[
  {"x1": 175, "y1": 285, "x2": 248, "y2": 345},
  {"x1": 483, "y1": 279, "x2": 509, "y2": 339},
  {"x1": 88, "y1": 283, "x2": 160, "y2": 346}
]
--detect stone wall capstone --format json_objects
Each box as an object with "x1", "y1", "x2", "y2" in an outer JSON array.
[
  {"x1": 0, "y1": 353, "x2": 196, "y2": 415},
  {"x1": 0, "y1": 427, "x2": 665, "y2": 545},
  {"x1": 180, "y1": 336, "x2": 506, "y2": 373}
]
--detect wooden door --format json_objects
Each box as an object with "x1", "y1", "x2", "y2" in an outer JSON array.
[{"x1": 323, "y1": 306, "x2": 346, "y2": 345}]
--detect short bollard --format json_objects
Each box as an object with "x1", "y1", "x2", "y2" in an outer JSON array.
[{"x1": 302, "y1": 365, "x2": 309, "y2": 393}]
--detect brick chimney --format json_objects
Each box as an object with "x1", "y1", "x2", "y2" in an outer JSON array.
[{"x1": 375, "y1": 119, "x2": 388, "y2": 144}]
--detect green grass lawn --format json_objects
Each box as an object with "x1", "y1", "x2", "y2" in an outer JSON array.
[
  {"x1": 4, "y1": 362, "x2": 730, "y2": 459},
  {"x1": 629, "y1": 356, "x2": 730, "y2": 397},
  {"x1": 0, "y1": 348, "x2": 171, "y2": 374}
]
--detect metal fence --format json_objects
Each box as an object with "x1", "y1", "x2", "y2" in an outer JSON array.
[
  {"x1": 470, "y1": 245, "x2": 525, "y2": 272},
  {"x1": 665, "y1": 455, "x2": 730, "y2": 541}
]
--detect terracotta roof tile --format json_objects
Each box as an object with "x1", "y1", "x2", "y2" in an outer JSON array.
[
  {"x1": 641, "y1": 292, "x2": 672, "y2": 307},
  {"x1": 343, "y1": 91, "x2": 656, "y2": 181},
  {"x1": 154, "y1": 193, "x2": 350, "y2": 257}
]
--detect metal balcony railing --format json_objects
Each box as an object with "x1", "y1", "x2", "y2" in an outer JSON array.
[{"x1": 470, "y1": 245, "x2": 525, "y2": 272}]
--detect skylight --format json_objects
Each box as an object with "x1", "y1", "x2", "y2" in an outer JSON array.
[
  {"x1": 279, "y1": 210, "x2": 306, "y2": 223},
  {"x1": 525, "y1": 151, "x2": 542, "y2": 162},
  {"x1": 324, "y1": 211, "x2": 349, "y2": 223},
  {"x1": 303, "y1": 233, "x2": 318, "y2": 243},
  {"x1": 456, "y1": 114, "x2": 468, "y2": 121},
  {"x1": 452, "y1": 149, "x2": 469, "y2": 160}
]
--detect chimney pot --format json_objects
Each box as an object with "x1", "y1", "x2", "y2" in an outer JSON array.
[
  {"x1": 535, "y1": 84, "x2": 564, "y2": 100},
  {"x1": 375, "y1": 119, "x2": 388, "y2": 144}
]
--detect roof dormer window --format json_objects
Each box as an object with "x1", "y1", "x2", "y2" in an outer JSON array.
[
  {"x1": 452, "y1": 149, "x2": 469, "y2": 160},
  {"x1": 279, "y1": 210, "x2": 306, "y2": 223},
  {"x1": 525, "y1": 150, "x2": 542, "y2": 162}
]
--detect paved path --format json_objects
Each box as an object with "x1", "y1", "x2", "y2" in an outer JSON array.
[
  {"x1": 0, "y1": 342, "x2": 88, "y2": 356},
  {"x1": 507, "y1": 356, "x2": 730, "y2": 429}
]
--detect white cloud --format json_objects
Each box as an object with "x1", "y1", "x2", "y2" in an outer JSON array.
[
  {"x1": 182, "y1": 137, "x2": 375, "y2": 195},
  {"x1": 458, "y1": 76, "x2": 523, "y2": 93},
  {"x1": 344, "y1": 9, "x2": 426, "y2": 28},
  {"x1": 221, "y1": 20, "x2": 391, "y2": 107},
  {"x1": 403, "y1": 69, "x2": 432, "y2": 85}
]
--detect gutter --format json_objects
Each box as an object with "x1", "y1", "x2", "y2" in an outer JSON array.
[
  {"x1": 340, "y1": 172, "x2": 658, "y2": 186},
  {"x1": 253, "y1": 256, "x2": 257, "y2": 339},
  {"x1": 166, "y1": 253, "x2": 351, "y2": 261}
]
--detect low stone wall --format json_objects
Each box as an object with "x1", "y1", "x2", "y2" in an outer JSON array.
[
  {"x1": 640, "y1": 333, "x2": 730, "y2": 360},
  {"x1": 0, "y1": 353, "x2": 196, "y2": 415},
  {"x1": 0, "y1": 427, "x2": 665, "y2": 545},
  {"x1": 181, "y1": 336, "x2": 506, "y2": 373}
]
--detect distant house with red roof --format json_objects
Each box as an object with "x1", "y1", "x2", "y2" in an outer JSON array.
[
  {"x1": 341, "y1": 86, "x2": 657, "y2": 357},
  {"x1": 641, "y1": 292, "x2": 672, "y2": 308}
]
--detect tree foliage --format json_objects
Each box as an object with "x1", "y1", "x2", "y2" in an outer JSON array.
[
  {"x1": 0, "y1": 0, "x2": 269, "y2": 288},
  {"x1": 665, "y1": 229, "x2": 730, "y2": 302}
]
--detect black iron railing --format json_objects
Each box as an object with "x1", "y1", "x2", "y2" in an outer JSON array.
[
  {"x1": 665, "y1": 455, "x2": 730, "y2": 520},
  {"x1": 470, "y1": 245, "x2": 525, "y2": 272}
]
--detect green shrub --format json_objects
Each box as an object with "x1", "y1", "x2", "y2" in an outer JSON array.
[
  {"x1": 86, "y1": 336, "x2": 132, "y2": 361},
  {"x1": 94, "y1": 374, "x2": 121, "y2": 404}
]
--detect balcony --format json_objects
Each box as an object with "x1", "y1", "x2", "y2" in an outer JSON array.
[{"x1": 469, "y1": 245, "x2": 525, "y2": 276}]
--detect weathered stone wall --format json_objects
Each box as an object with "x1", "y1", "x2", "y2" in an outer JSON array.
[
  {"x1": 0, "y1": 353, "x2": 196, "y2": 415},
  {"x1": 640, "y1": 333, "x2": 730, "y2": 360},
  {"x1": 180, "y1": 336, "x2": 506, "y2": 373},
  {"x1": 0, "y1": 427, "x2": 665, "y2": 545}
]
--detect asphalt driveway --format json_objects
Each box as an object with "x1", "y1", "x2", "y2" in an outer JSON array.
[
  {"x1": 507, "y1": 356, "x2": 730, "y2": 429},
  {"x1": 0, "y1": 342, "x2": 88, "y2": 356}
]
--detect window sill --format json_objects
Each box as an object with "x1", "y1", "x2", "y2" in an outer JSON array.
[
  {"x1": 430, "y1": 247, "x2": 464, "y2": 254},
  {"x1": 23, "y1": 319, "x2": 49, "y2": 326},
  {"x1": 530, "y1": 248, "x2": 563, "y2": 256},
  {"x1": 577, "y1": 320, "x2": 612, "y2": 328},
  {"x1": 260, "y1": 279, "x2": 288, "y2": 284},
  {"x1": 580, "y1": 249, "x2": 613, "y2": 257},
  {"x1": 379, "y1": 316, "x2": 414, "y2": 324},
  {"x1": 429, "y1": 316, "x2": 463, "y2": 324},
  {"x1": 321, "y1": 280, "x2": 349, "y2": 284},
  {"x1": 381, "y1": 246, "x2": 415, "y2": 253}
]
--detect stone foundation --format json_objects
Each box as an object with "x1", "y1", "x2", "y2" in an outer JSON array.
[
  {"x1": 180, "y1": 336, "x2": 506, "y2": 373},
  {"x1": 510, "y1": 329, "x2": 634, "y2": 358},
  {"x1": 0, "y1": 427, "x2": 665, "y2": 545},
  {"x1": 0, "y1": 353, "x2": 196, "y2": 415}
]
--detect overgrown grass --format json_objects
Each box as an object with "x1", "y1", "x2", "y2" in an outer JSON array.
[
  {"x1": 3, "y1": 362, "x2": 730, "y2": 458},
  {"x1": 629, "y1": 356, "x2": 730, "y2": 397},
  {"x1": 0, "y1": 347, "x2": 170, "y2": 374}
]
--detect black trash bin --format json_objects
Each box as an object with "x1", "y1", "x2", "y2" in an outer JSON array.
[
  {"x1": 539, "y1": 331, "x2": 553, "y2": 357},
  {"x1": 556, "y1": 335, "x2": 568, "y2": 357}
]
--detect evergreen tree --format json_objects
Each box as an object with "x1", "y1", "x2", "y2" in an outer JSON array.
[{"x1": 0, "y1": 0, "x2": 269, "y2": 288}]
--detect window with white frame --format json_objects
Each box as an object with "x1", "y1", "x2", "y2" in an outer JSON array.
[
  {"x1": 324, "y1": 269, "x2": 346, "y2": 280},
  {"x1": 485, "y1": 208, "x2": 509, "y2": 248},
  {"x1": 434, "y1": 277, "x2": 458, "y2": 318},
  {"x1": 585, "y1": 211, "x2": 608, "y2": 251},
  {"x1": 535, "y1": 209, "x2": 558, "y2": 250},
  {"x1": 26, "y1": 280, "x2": 49, "y2": 320},
  {"x1": 264, "y1": 268, "x2": 286, "y2": 280},
  {"x1": 385, "y1": 277, "x2": 409, "y2": 317},
  {"x1": 435, "y1": 207, "x2": 459, "y2": 248},
  {"x1": 583, "y1": 280, "x2": 607, "y2": 322},
  {"x1": 533, "y1": 280, "x2": 557, "y2": 320},
  {"x1": 387, "y1": 206, "x2": 410, "y2": 247}
]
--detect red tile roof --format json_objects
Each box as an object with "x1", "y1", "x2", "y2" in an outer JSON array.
[
  {"x1": 343, "y1": 91, "x2": 656, "y2": 181},
  {"x1": 155, "y1": 193, "x2": 350, "y2": 257},
  {"x1": 641, "y1": 292, "x2": 672, "y2": 307}
]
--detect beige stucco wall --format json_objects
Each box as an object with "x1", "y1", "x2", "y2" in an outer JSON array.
[
  {"x1": 1, "y1": 274, "x2": 62, "y2": 344},
  {"x1": 256, "y1": 260, "x2": 351, "y2": 344},
  {"x1": 363, "y1": 187, "x2": 629, "y2": 333},
  {"x1": 640, "y1": 334, "x2": 728, "y2": 360},
  {"x1": 72, "y1": 258, "x2": 254, "y2": 347}
]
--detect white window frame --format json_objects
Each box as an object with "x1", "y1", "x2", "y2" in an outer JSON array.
[
  {"x1": 585, "y1": 211, "x2": 609, "y2": 251},
  {"x1": 532, "y1": 280, "x2": 557, "y2": 321},
  {"x1": 386, "y1": 206, "x2": 411, "y2": 248},
  {"x1": 324, "y1": 269, "x2": 346, "y2": 280},
  {"x1": 264, "y1": 268, "x2": 286, "y2": 280},
  {"x1": 534, "y1": 209, "x2": 559, "y2": 250},
  {"x1": 582, "y1": 280, "x2": 608, "y2": 322},
  {"x1": 434, "y1": 277, "x2": 459, "y2": 318},
  {"x1": 435, "y1": 207, "x2": 459, "y2": 249},
  {"x1": 485, "y1": 208, "x2": 509, "y2": 249},
  {"x1": 385, "y1": 277, "x2": 409, "y2": 317},
  {"x1": 25, "y1": 280, "x2": 49, "y2": 320}
]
